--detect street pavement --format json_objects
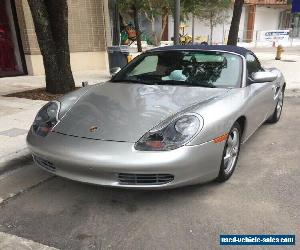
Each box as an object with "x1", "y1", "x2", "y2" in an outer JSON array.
[
  {"x1": 0, "y1": 96, "x2": 299, "y2": 249},
  {"x1": 0, "y1": 51, "x2": 300, "y2": 249},
  {"x1": 256, "y1": 49, "x2": 300, "y2": 90}
]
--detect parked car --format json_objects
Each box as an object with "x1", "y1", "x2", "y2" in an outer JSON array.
[{"x1": 27, "y1": 45, "x2": 285, "y2": 189}]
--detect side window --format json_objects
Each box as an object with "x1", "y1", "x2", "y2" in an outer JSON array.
[
  {"x1": 128, "y1": 55, "x2": 158, "y2": 76},
  {"x1": 246, "y1": 53, "x2": 262, "y2": 78}
]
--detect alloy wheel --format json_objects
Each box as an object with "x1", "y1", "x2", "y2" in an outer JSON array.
[
  {"x1": 223, "y1": 128, "x2": 240, "y2": 175},
  {"x1": 276, "y1": 91, "x2": 284, "y2": 120}
]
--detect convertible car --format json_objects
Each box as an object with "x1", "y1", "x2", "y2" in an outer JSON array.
[{"x1": 27, "y1": 45, "x2": 285, "y2": 189}]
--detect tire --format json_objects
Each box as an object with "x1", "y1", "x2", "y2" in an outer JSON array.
[
  {"x1": 216, "y1": 122, "x2": 241, "y2": 182},
  {"x1": 266, "y1": 88, "x2": 284, "y2": 124}
]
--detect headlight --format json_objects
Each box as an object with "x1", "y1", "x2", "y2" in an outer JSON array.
[
  {"x1": 135, "y1": 114, "x2": 203, "y2": 151},
  {"x1": 32, "y1": 101, "x2": 60, "y2": 137}
]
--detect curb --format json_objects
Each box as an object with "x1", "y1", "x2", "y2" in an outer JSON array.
[
  {"x1": 0, "y1": 232, "x2": 58, "y2": 250},
  {"x1": 0, "y1": 148, "x2": 32, "y2": 176}
]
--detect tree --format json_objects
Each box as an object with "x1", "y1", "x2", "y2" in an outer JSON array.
[
  {"x1": 227, "y1": 0, "x2": 244, "y2": 45},
  {"x1": 27, "y1": 0, "x2": 75, "y2": 94},
  {"x1": 143, "y1": 1, "x2": 159, "y2": 45},
  {"x1": 183, "y1": 0, "x2": 231, "y2": 45},
  {"x1": 143, "y1": 0, "x2": 173, "y2": 45},
  {"x1": 118, "y1": 0, "x2": 144, "y2": 52},
  {"x1": 119, "y1": 0, "x2": 173, "y2": 47}
]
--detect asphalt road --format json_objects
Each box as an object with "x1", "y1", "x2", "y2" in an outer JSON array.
[{"x1": 0, "y1": 97, "x2": 299, "y2": 250}]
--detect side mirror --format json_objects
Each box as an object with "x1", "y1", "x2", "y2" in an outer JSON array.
[
  {"x1": 110, "y1": 67, "x2": 121, "y2": 77},
  {"x1": 251, "y1": 71, "x2": 277, "y2": 83}
]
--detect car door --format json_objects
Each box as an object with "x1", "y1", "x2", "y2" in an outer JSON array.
[{"x1": 244, "y1": 52, "x2": 275, "y2": 135}]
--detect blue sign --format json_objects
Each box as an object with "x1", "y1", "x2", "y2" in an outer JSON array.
[
  {"x1": 292, "y1": 0, "x2": 300, "y2": 13},
  {"x1": 220, "y1": 235, "x2": 296, "y2": 246}
]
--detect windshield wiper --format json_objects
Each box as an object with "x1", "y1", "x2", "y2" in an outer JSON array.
[
  {"x1": 112, "y1": 79, "x2": 151, "y2": 85},
  {"x1": 113, "y1": 79, "x2": 216, "y2": 88},
  {"x1": 155, "y1": 80, "x2": 217, "y2": 88},
  {"x1": 191, "y1": 83, "x2": 216, "y2": 88}
]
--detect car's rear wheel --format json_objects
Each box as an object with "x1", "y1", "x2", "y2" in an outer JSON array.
[
  {"x1": 216, "y1": 122, "x2": 241, "y2": 182},
  {"x1": 266, "y1": 88, "x2": 284, "y2": 124}
]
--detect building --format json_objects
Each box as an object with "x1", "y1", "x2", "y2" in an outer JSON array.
[
  {"x1": 0, "y1": 0, "x2": 111, "y2": 78},
  {"x1": 167, "y1": 0, "x2": 293, "y2": 45},
  {"x1": 243, "y1": 0, "x2": 291, "y2": 42}
]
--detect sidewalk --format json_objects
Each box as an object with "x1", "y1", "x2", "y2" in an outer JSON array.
[
  {"x1": 257, "y1": 50, "x2": 300, "y2": 90},
  {"x1": 0, "y1": 97, "x2": 45, "y2": 168},
  {"x1": 0, "y1": 70, "x2": 110, "y2": 172},
  {"x1": 0, "y1": 232, "x2": 57, "y2": 250},
  {"x1": 1, "y1": 55, "x2": 300, "y2": 173},
  {"x1": 0, "y1": 70, "x2": 110, "y2": 96}
]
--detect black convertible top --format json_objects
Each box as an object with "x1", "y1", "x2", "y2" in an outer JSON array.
[{"x1": 149, "y1": 45, "x2": 252, "y2": 57}]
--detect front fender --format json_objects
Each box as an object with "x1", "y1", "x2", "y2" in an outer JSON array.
[{"x1": 188, "y1": 89, "x2": 249, "y2": 146}]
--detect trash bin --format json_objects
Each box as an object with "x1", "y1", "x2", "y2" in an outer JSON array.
[{"x1": 107, "y1": 45, "x2": 129, "y2": 74}]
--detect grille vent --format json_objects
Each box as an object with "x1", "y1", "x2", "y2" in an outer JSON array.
[{"x1": 118, "y1": 173, "x2": 174, "y2": 185}]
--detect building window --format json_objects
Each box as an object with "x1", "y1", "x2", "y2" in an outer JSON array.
[{"x1": 0, "y1": 0, "x2": 25, "y2": 77}]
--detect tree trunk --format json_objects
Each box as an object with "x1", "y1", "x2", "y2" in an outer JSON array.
[
  {"x1": 227, "y1": 0, "x2": 244, "y2": 46},
  {"x1": 27, "y1": 0, "x2": 75, "y2": 94},
  {"x1": 151, "y1": 17, "x2": 159, "y2": 46},
  {"x1": 112, "y1": 0, "x2": 120, "y2": 45},
  {"x1": 132, "y1": 5, "x2": 142, "y2": 52},
  {"x1": 144, "y1": 12, "x2": 158, "y2": 46},
  {"x1": 160, "y1": 12, "x2": 169, "y2": 42},
  {"x1": 209, "y1": 12, "x2": 213, "y2": 45}
]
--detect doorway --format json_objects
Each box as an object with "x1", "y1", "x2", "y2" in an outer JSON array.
[{"x1": 0, "y1": 0, "x2": 26, "y2": 77}]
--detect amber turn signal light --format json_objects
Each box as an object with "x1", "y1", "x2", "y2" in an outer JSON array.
[{"x1": 213, "y1": 133, "x2": 229, "y2": 143}]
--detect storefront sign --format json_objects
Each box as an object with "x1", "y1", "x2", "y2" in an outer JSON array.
[{"x1": 259, "y1": 30, "x2": 290, "y2": 43}]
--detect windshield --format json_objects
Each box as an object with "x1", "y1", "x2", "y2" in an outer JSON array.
[{"x1": 112, "y1": 50, "x2": 243, "y2": 88}]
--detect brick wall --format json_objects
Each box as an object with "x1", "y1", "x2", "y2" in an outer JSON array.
[
  {"x1": 15, "y1": 0, "x2": 39, "y2": 54},
  {"x1": 15, "y1": 0, "x2": 108, "y2": 55}
]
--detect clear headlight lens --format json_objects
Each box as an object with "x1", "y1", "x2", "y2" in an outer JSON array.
[
  {"x1": 32, "y1": 101, "x2": 60, "y2": 137},
  {"x1": 135, "y1": 114, "x2": 203, "y2": 151}
]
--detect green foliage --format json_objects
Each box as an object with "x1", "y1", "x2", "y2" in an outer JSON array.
[
  {"x1": 118, "y1": 0, "x2": 145, "y2": 11},
  {"x1": 182, "y1": 0, "x2": 232, "y2": 23},
  {"x1": 118, "y1": 0, "x2": 232, "y2": 45},
  {"x1": 118, "y1": 0, "x2": 173, "y2": 21},
  {"x1": 118, "y1": 0, "x2": 174, "y2": 45},
  {"x1": 182, "y1": 0, "x2": 232, "y2": 44}
]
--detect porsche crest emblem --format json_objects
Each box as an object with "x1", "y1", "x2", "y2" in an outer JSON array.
[{"x1": 89, "y1": 126, "x2": 98, "y2": 132}]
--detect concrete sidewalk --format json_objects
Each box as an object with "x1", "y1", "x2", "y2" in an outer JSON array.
[
  {"x1": 0, "y1": 97, "x2": 45, "y2": 168},
  {"x1": 257, "y1": 51, "x2": 300, "y2": 90},
  {"x1": 0, "y1": 70, "x2": 110, "y2": 173},
  {"x1": 0, "y1": 70, "x2": 110, "y2": 96},
  {"x1": 0, "y1": 55, "x2": 300, "y2": 174},
  {"x1": 0, "y1": 232, "x2": 57, "y2": 250}
]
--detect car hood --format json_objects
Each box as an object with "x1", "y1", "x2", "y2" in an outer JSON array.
[{"x1": 54, "y1": 82, "x2": 229, "y2": 142}]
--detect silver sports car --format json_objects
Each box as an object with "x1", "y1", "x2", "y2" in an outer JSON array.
[{"x1": 27, "y1": 45, "x2": 285, "y2": 189}]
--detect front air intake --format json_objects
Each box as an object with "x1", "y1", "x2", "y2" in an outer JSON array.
[
  {"x1": 33, "y1": 155, "x2": 56, "y2": 172},
  {"x1": 118, "y1": 173, "x2": 174, "y2": 185}
]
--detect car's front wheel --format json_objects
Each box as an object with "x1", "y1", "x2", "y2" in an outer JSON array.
[
  {"x1": 216, "y1": 122, "x2": 241, "y2": 182},
  {"x1": 266, "y1": 88, "x2": 284, "y2": 124}
]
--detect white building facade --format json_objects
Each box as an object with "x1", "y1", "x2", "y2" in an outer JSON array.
[{"x1": 167, "y1": 1, "x2": 291, "y2": 46}]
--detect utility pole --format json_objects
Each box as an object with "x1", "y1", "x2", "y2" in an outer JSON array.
[
  {"x1": 192, "y1": 0, "x2": 195, "y2": 44},
  {"x1": 112, "y1": 0, "x2": 120, "y2": 45},
  {"x1": 174, "y1": 0, "x2": 180, "y2": 45},
  {"x1": 192, "y1": 14, "x2": 195, "y2": 44}
]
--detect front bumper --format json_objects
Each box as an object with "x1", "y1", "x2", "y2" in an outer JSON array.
[{"x1": 27, "y1": 131, "x2": 225, "y2": 189}]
